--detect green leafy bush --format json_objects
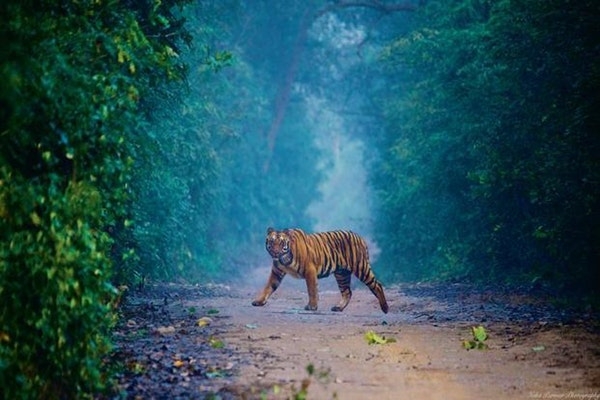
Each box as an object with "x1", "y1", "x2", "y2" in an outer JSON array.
[
  {"x1": 0, "y1": 0, "x2": 193, "y2": 397},
  {"x1": 0, "y1": 174, "x2": 117, "y2": 398}
]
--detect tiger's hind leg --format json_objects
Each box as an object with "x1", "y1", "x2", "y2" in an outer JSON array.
[
  {"x1": 355, "y1": 262, "x2": 389, "y2": 314},
  {"x1": 332, "y1": 269, "x2": 352, "y2": 312}
]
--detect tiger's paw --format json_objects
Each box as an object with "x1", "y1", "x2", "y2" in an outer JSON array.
[
  {"x1": 331, "y1": 306, "x2": 344, "y2": 312},
  {"x1": 304, "y1": 304, "x2": 318, "y2": 311},
  {"x1": 252, "y1": 300, "x2": 266, "y2": 307}
]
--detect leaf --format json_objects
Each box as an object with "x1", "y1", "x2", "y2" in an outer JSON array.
[
  {"x1": 30, "y1": 212, "x2": 41, "y2": 226},
  {"x1": 532, "y1": 345, "x2": 546, "y2": 352},
  {"x1": 128, "y1": 362, "x2": 145, "y2": 374},
  {"x1": 197, "y1": 317, "x2": 212, "y2": 327},
  {"x1": 364, "y1": 330, "x2": 396, "y2": 345},
  {"x1": 117, "y1": 49, "x2": 127, "y2": 63},
  {"x1": 173, "y1": 359, "x2": 184, "y2": 368},
  {"x1": 463, "y1": 340, "x2": 475, "y2": 350},
  {"x1": 463, "y1": 326, "x2": 489, "y2": 350},
  {"x1": 209, "y1": 337, "x2": 224, "y2": 349},
  {"x1": 206, "y1": 308, "x2": 220, "y2": 315},
  {"x1": 471, "y1": 326, "x2": 488, "y2": 342},
  {"x1": 306, "y1": 363, "x2": 314, "y2": 376},
  {"x1": 463, "y1": 340, "x2": 488, "y2": 350},
  {"x1": 245, "y1": 323, "x2": 258, "y2": 329}
]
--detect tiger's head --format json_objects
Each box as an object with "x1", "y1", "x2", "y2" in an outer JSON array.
[{"x1": 265, "y1": 227, "x2": 294, "y2": 266}]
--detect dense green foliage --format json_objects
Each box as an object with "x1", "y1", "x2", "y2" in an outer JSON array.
[
  {"x1": 0, "y1": 0, "x2": 191, "y2": 397},
  {"x1": 114, "y1": 3, "x2": 220, "y2": 284},
  {"x1": 372, "y1": 0, "x2": 599, "y2": 293},
  {"x1": 116, "y1": 0, "x2": 322, "y2": 282}
]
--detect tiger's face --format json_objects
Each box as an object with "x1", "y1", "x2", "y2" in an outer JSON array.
[{"x1": 265, "y1": 227, "x2": 293, "y2": 265}]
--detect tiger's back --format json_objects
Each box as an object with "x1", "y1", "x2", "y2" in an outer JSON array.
[
  {"x1": 293, "y1": 229, "x2": 371, "y2": 278},
  {"x1": 253, "y1": 227, "x2": 389, "y2": 313}
]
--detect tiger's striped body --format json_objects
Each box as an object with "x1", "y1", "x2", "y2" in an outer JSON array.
[{"x1": 252, "y1": 227, "x2": 389, "y2": 313}]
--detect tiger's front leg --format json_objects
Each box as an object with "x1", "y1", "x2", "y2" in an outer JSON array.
[
  {"x1": 252, "y1": 265, "x2": 286, "y2": 306},
  {"x1": 304, "y1": 265, "x2": 319, "y2": 311}
]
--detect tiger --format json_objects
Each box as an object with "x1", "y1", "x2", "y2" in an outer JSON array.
[{"x1": 252, "y1": 227, "x2": 389, "y2": 313}]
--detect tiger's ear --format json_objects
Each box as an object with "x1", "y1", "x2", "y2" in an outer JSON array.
[
  {"x1": 283, "y1": 229, "x2": 294, "y2": 241},
  {"x1": 267, "y1": 227, "x2": 275, "y2": 235}
]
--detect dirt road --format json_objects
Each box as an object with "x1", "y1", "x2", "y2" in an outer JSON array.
[{"x1": 110, "y1": 275, "x2": 600, "y2": 399}]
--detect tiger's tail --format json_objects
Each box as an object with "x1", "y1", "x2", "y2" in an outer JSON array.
[{"x1": 369, "y1": 279, "x2": 389, "y2": 314}]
